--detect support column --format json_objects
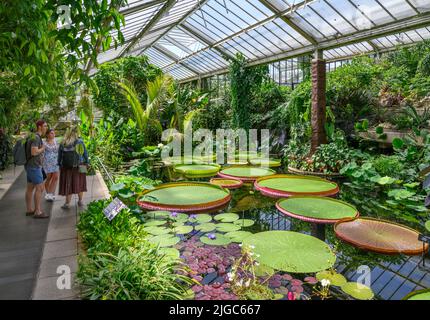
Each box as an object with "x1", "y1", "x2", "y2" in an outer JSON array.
[{"x1": 310, "y1": 49, "x2": 327, "y2": 155}]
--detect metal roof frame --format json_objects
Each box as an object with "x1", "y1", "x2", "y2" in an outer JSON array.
[{"x1": 89, "y1": 0, "x2": 430, "y2": 82}]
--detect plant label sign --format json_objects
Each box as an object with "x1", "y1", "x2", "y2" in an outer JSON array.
[{"x1": 103, "y1": 198, "x2": 127, "y2": 221}]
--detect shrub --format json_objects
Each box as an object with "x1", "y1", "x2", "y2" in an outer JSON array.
[{"x1": 78, "y1": 244, "x2": 193, "y2": 300}]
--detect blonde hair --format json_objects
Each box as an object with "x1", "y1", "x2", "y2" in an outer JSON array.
[{"x1": 63, "y1": 126, "x2": 79, "y2": 146}]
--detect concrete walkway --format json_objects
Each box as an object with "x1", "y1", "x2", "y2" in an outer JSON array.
[
  {"x1": 0, "y1": 169, "x2": 52, "y2": 299},
  {"x1": 32, "y1": 172, "x2": 110, "y2": 300},
  {"x1": 0, "y1": 168, "x2": 109, "y2": 300}
]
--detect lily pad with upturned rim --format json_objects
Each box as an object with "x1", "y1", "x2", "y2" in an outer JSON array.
[
  {"x1": 403, "y1": 289, "x2": 430, "y2": 300},
  {"x1": 216, "y1": 223, "x2": 241, "y2": 232},
  {"x1": 200, "y1": 233, "x2": 232, "y2": 246},
  {"x1": 214, "y1": 213, "x2": 239, "y2": 222},
  {"x1": 341, "y1": 282, "x2": 374, "y2": 300},
  {"x1": 334, "y1": 217, "x2": 428, "y2": 255},
  {"x1": 242, "y1": 231, "x2": 336, "y2": 273},
  {"x1": 276, "y1": 196, "x2": 359, "y2": 224}
]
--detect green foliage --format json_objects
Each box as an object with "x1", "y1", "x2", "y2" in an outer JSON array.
[
  {"x1": 229, "y1": 53, "x2": 268, "y2": 130},
  {"x1": 0, "y1": 131, "x2": 11, "y2": 170},
  {"x1": 0, "y1": 0, "x2": 126, "y2": 131},
  {"x1": 77, "y1": 198, "x2": 192, "y2": 300},
  {"x1": 94, "y1": 56, "x2": 161, "y2": 119},
  {"x1": 372, "y1": 155, "x2": 404, "y2": 177},
  {"x1": 78, "y1": 244, "x2": 192, "y2": 300},
  {"x1": 77, "y1": 200, "x2": 147, "y2": 254},
  {"x1": 110, "y1": 175, "x2": 160, "y2": 206}
]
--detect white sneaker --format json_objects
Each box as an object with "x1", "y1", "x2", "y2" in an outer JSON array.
[
  {"x1": 44, "y1": 193, "x2": 51, "y2": 201},
  {"x1": 50, "y1": 194, "x2": 56, "y2": 201}
]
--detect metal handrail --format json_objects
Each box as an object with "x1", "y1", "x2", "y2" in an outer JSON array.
[{"x1": 93, "y1": 155, "x2": 115, "y2": 186}]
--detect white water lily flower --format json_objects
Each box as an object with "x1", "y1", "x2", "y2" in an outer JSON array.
[
  {"x1": 321, "y1": 279, "x2": 331, "y2": 287},
  {"x1": 157, "y1": 143, "x2": 164, "y2": 148}
]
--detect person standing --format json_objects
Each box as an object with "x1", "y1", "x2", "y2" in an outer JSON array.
[
  {"x1": 43, "y1": 129, "x2": 60, "y2": 202},
  {"x1": 58, "y1": 126, "x2": 89, "y2": 209},
  {"x1": 25, "y1": 120, "x2": 49, "y2": 218}
]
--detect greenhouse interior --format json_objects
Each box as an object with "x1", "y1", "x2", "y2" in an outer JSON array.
[{"x1": 2, "y1": 0, "x2": 430, "y2": 303}]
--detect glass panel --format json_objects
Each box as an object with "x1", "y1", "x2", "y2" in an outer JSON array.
[{"x1": 143, "y1": 47, "x2": 175, "y2": 68}]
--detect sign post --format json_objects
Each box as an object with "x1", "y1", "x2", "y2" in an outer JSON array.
[{"x1": 103, "y1": 198, "x2": 128, "y2": 221}]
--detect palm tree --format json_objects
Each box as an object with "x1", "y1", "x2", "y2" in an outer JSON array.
[{"x1": 118, "y1": 74, "x2": 180, "y2": 145}]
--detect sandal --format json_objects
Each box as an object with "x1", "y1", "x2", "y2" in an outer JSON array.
[
  {"x1": 33, "y1": 212, "x2": 49, "y2": 219},
  {"x1": 61, "y1": 203, "x2": 70, "y2": 210},
  {"x1": 26, "y1": 211, "x2": 35, "y2": 216}
]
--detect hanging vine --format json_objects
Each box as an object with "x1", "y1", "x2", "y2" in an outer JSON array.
[{"x1": 229, "y1": 53, "x2": 267, "y2": 131}]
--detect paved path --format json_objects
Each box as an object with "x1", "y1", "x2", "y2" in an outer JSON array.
[
  {"x1": 0, "y1": 170, "x2": 52, "y2": 299},
  {"x1": 32, "y1": 172, "x2": 110, "y2": 300},
  {"x1": 0, "y1": 169, "x2": 109, "y2": 300}
]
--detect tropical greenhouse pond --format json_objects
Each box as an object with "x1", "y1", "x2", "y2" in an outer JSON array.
[{"x1": 80, "y1": 170, "x2": 429, "y2": 301}]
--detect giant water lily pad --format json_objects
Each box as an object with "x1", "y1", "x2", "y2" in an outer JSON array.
[
  {"x1": 218, "y1": 166, "x2": 276, "y2": 182},
  {"x1": 242, "y1": 231, "x2": 336, "y2": 273},
  {"x1": 255, "y1": 175, "x2": 339, "y2": 198},
  {"x1": 174, "y1": 164, "x2": 220, "y2": 178},
  {"x1": 216, "y1": 223, "x2": 241, "y2": 232},
  {"x1": 233, "y1": 219, "x2": 255, "y2": 227},
  {"x1": 189, "y1": 214, "x2": 212, "y2": 223},
  {"x1": 249, "y1": 158, "x2": 282, "y2": 168},
  {"x1": 225, "y1": 231, "x2": 253, "y2": 243},
  {"x1": 341, "y1": 282, "x2": 374, "y2": 300},
  {"x1": 277, "y1": 196, "x2": 359, "y2": 224},
  {"x1": 144, "y1": 226, "x2": 171, "y2": 236},
  {"x1": 335, "y1": 217, "x2": 428, "y2": 255},
  {"x1": 214, "y1": 213, "x2": 239, "y2": 222},
  {"x1": 138, "y1": 182, "x2": 231, "y2": 213},
  {"x1": 200, "y1": 233, "x2": 232, "y2": 246},
  {"x1": 403, "y1": 289, "x2": 430, "y2": 300},
  {"x1": 195, "y1": 223, "x2": 216, "y2": 232},
  {"x1": 210, "y1": 178, "x2": 243, "y2": 190},
  {"x1": 149, "y1": 234, "x2": 180, "y2": 247},
  {"x1": 173, "y1": 225, "x2": 194, "y2": 235},
  {"x1": 316, "y1": 270, "x2": 347, "y2": 286}
]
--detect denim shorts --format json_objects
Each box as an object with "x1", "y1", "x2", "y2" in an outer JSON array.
[{"x1": 26, "y1": 167, "x2": 44, "y2": 185}]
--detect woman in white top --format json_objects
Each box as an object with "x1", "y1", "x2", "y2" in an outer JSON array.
[{"x1": 43, "y1": 129, "x2": 60, "y2": 201}]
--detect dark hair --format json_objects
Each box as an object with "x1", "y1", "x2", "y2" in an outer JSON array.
[
  {"x1": 47, "y1": 128, "x2": 55, "y2": 134},
  {"x1": 35, "y1": 119, "x2": 46, "y2": 129}
]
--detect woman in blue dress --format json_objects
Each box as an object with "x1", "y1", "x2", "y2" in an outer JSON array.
[{"x1": 43, "y1": 129, "x2": 60, "y2": 201}]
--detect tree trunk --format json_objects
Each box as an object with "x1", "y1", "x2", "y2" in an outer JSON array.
[{"x1": 310, "y1": 58, "x2": 327, "y2": 155}]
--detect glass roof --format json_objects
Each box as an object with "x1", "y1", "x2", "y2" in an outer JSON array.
[{"x1": 92, "y1": 0, "x2": 430, "y2": 81}]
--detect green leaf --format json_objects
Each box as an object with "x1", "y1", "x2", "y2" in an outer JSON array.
[
  {"x1": 375, "y1": 126, "x2": 384, "y2": 135},
  {"x1": 110, "y1": 183, "x2": 125, "y2": 192},
  {"x1": 392, "y1": 138, "x2": 404, "y2": 149},
  {"x1": 24, "y1": 66, "x2": 30, "y2": 76},
  {"x1": 377, "y1": 176, "x2": 396, "y2": 185},
  {"x1": 425, "y1": 221, "x2": 430, "y2": 232}
]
